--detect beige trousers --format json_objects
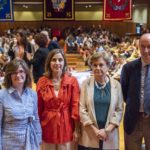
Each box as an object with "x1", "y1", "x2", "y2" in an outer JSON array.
[{"x1": 42, "y1": 141, "x2": 77, "y2": 150}]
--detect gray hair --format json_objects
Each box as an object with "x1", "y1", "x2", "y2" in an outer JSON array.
[
  {"x1": 89, "y1": 51, "x2": 112, "y2": 67},
  {"x1": 40, "y1": 30, "x2": 50, "y2": 40}
]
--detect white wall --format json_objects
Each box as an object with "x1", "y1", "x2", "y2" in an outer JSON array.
[
  {"x1": 132, "y1": 4, "x2": 148, "y2": 24},
  {"x1": 14, "y1": 11, "x2": 42, "y2": 21},
  {"x1": 75, "y1": 11, "x2": 103, "y2": 20}
]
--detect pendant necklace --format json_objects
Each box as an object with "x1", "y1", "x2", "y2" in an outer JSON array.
[
  {"x1": 94, "y1": 77, "x2": 109, "y2": 96},
  {"x1": 95, "y1": 76, "x2": 109, "y2": 89},
  {"x1": 95, "y1": 81, "x2": 107, "y2": 90},
  {"x1": 52, "y1": 79, "x2": 61, "y2": 91}
]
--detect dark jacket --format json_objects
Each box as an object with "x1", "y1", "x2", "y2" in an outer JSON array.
[
  {"x1": 48, "y1": 41, "x2": 60, "y2": 52},
  {"x1": 30, "y1": 47, "x2": 49, "y2": 83},
  {"x1": 120, "y1": 58, "x2": 142, "y2": 134}
]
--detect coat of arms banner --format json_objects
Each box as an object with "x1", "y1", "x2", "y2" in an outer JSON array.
[
  {"x1": 44, "y1": 0, "x2": 74, "y2": 20},
  {"x1": 0, "y1": 0, "x2": 14, "y2": 21},
  {"x1": 103, "y1": 0, "x2": 132, "y2": 20}
]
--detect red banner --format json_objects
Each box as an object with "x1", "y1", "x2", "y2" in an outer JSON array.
[{"x1": 103, "y1": 0, "x2": 132, "y2": 20}]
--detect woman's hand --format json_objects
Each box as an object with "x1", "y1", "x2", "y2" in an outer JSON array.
[
  {"x1": 26, "y1": 52, "x2": 32, "y2": 61},
  {"x1": 89, "y1": 124, "x2": 108, "y2": 141},
  {"x1": 97, "y1": 129, "x2": 108, "y2": 141},
  {"x1": 73, "y1": 130, "x2": 80, "y2": 142},
  {"x1": 73, "y1": 121, "x2": 80, "y2": 142}
]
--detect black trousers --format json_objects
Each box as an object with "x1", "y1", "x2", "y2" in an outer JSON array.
[
  {"x1": 78, "y1": 138, "x2": 103, "y2": 150},
  {"x1": 78, "y1": 146, "x2": 118, "y2": 150}
]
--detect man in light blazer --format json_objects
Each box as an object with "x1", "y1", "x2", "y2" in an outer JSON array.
[{"x1": 121, "y1": 33, "x2": 150, "y2": 150}]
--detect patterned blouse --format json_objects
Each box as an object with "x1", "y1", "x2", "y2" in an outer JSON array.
[{"x1": 0, "y1": 87, "x2": 42, "y2": 150}]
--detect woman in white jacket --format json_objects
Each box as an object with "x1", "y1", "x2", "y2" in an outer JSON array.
[{"x1": 79, "y1": 51, "x2": 124, "y2": 150}]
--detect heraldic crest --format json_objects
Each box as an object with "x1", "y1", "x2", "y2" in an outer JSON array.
[{"x1": 51, "y1": 0, "x2": 67, "y2": 12}]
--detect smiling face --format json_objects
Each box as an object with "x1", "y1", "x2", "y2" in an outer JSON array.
[
  {"x1": 139, "y1": 33, "x2": 150, "y2": 64},
  {"x1": 11, "y1": 65, "x2": 26, "y2": 88},
  {"x1": 91, "y1": 57, "x2": 108, "y2": 79},
  {"x1": 50, "y1": 53, "x2": 65, "y2": 75}
]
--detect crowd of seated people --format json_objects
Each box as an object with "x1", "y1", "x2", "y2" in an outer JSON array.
[
  {"x1": 0, "y1": 25, "x2": 146, "y2": 83},
  {"x1": 0, "y1": 25, "x2": 150, "y2": 150}
]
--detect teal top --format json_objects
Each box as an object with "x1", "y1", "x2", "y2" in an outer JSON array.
[{"x1": 94, "y1": 81, "x2": 111, "y2": 128}]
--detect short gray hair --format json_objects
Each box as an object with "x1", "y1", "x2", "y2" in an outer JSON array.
[
  {"x1": 40, "y1": 30, "x2": 50, "y2": 40},
  {"x1": 89, "y1": 51, "x2": 112, "y2": 67}
]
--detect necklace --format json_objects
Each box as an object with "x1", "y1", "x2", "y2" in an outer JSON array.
[
  {"x1": 94, "y1": 77, "x2": 109, "y2": 90},
  {"x1": 52, "y1": 79, "x2": 61, "y2": 91},
  {"x1": 95, "y1": 81, "x2": 107, "y2": 90}
]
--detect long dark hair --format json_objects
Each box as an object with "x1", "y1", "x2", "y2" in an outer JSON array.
[{"x1": 16, "y1": 30, "x2": 28, "y2": 48}]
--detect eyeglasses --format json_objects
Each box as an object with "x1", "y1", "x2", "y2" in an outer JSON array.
[{"x1": 12, "y1": 70, "x2": 25, "y2": 75}]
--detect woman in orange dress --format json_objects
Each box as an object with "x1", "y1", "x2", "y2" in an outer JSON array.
[{"x1": 36, "y1": 49, "x2": 80, "y2": 150}]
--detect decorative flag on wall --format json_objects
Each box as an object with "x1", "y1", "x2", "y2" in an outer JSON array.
[
  {"x1": 0, "y1": 0, "x2": 14, "y2": 21},
  {"x1": 44, "y1": 0, "x2": 74, "y2": 20},
  {"x1": 103, "y1": 0, "x2": 132, "y2": 20}
]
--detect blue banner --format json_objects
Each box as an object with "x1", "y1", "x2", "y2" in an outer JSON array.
[{"x1": 0, "y1": 0, "x2": 14, "y2": 21}]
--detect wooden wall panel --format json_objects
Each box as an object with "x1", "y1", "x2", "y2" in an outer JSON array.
[{"x1": 0, "y1": 21, "x2": 136, "y2": 37}]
